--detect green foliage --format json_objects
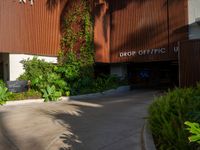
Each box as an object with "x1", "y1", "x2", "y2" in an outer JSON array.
[
  {"x1": 75, "y1": 75, "x2": 122, "y2": 95},
  {"x1": 41, "y1": 85, "x2": 62, "y2": 102},
  {"x1": 149, "y1": 87, "x2": 200, "y2": 150},
  {"x1": 15, "y1": 0, "x2": 124, "y2": 101},
  {"x1": 55, "y1": 52, "x2": 81, "y2": 81},
  {"x1": 31, "y1": 73, "x2": 69, "y2": 95},
  {"x1": 93, "y1": 75, "x2": 119, "y2": 92},
  {"x1": 8, "y1": 90, "x2": 42, "y2": 101},
  {"x1": 0, "y1": 81, "x2": 11, "y2": 105},
  {"x1": 0, "y1": 80, "x2": 6, "y2": 87},
  {"x1": 79, "y1": 1, "x2": 94, "y2": 77},
  {"x1": 18, "y1": 57, "x2": 66, "y2": 101},
  {"x1": 185, "y1": 121, "x2": 200, "y2": 144},
  {"x1": 60, "y1": 0, "x2": 94, "y2": 78},
  {"x1": 16, "y1": 57, "x2": 125, "y2": 101},
  {"x1": 19, "y1": 57, "x2": 54, "y2": 81},
  {"x1": 57, "y1": 0, "x2": 95, "y2": 95}
]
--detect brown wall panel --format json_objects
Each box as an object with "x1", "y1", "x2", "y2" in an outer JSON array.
[
  {"x1": 94, "y1": 0, "x2": 189, "y2": 63},
  {"x1": 0, "y1": 0, "x2": 62, "y2": 56},
  {"x1": 110, "y1": 0, "x2": 170, "y2": 63},
  {"x1": 168, "y1": 0, "x2": 188, "y2": 57},
  {"x1": 179, "y1": 40, "x2": 200, "y2": 87},
  {"x1": 94, "y1": 1, "x2": 110, "y2": 63}
]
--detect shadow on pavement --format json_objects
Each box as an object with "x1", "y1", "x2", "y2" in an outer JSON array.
[{"x1": 0, "y1": 101, "x2": 103, "y2": 150}]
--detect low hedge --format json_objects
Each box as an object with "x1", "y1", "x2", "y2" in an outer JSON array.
[
  {"x1": 149, "y1": 86, "x2": 200, "y2": 150},
  {"x1": 8, "y1": 90, "x2": 42, "y2": 101}
]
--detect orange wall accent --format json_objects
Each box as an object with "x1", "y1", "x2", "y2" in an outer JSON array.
[
  {"x1": 94, "y1": 0, "x2": 188, "y2": 63},
  {"x1": 0, "y1": 0, "x2": 63, "y2": 56},
  {"x1": 94, "y1": 1, "x2": 110, "y2": 63}
]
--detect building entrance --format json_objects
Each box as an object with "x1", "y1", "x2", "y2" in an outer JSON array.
[{"x1": 127, "y1": 61, "x2": 178, "y2": 88}]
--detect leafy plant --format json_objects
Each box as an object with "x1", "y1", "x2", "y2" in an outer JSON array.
[
  {"x1": 149, "y1": 88, "x2": 200, "y2": 150},
  {"x1": 0, "y1": 85, "x2": 11, "y2": 105},
  {"x1": 8, "y1": 90, "x2": 42, "y2": 101},
  {"x1": 74, "y1": 75, "x2": 123, "y2": 95},
  {"x1": 185, "y1": 121, "x2": 200, "y2": 144},
  {"x1": 16, "y1": 5, "x2": 124, "y2": 97},
  {"x1": 18, "y1": 57, "x2": 54, "y2": 81},
  {"x1": 31, "y1": 73, "x2": 69, "y2": 95},
  {"x1": 59, "y1": 0, "x2": 94, "y2": 78},
  {"x1": 41, "y1": 85, "x2": 62, "y2": 102},
  {"x1": 55, "y1": 52, "x2": 81, "y2": 82},
  {"x1": 0, "y1": 80, "x2": 6, "y2": 87}
]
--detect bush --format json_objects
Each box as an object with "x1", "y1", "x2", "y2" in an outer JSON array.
[
  {"x1": 185, "y1": 121, "x2": 200, "y2": 144},
  {"x1": 93, "y1": 75, "x2": 119, "y2": 92},
  {"x1": 149, "y1": 87, "x2": 200, "y2": 150},
  {"x1": 31, "y1": 73, "x2": 69, "y2": 95},
  {"x1": 17, "y1": 57, "x2": 127, "y2": 101},
  {"x1": 41, "y1": 85, "x2": 62, "y2": 102},
  {"x1": 8, "y1": 90, "x2": 42, "y2": 101},
  {"x1": 74, "y1": 75, "x2": 124, "y2": 95},
  {"x1": 55, "y1": 52, "x2": 82, "y2": 82},
  {"x1": 19, "y1": 57, "x2": 65, "y2": 100},
  {"x1": 19, "y1": 57, "x2": 54, "y2": 81},
  {"x1": 0, "y1": 80, "x2": 11, "y2": 105}
]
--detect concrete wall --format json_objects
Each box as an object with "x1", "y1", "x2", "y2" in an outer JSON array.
[
  {"x1": 9, "y1": 54, "x2": 57, "y2": 81},
  {"x1": 188, "y1": 0, "x2": 200, "y2": 39}
]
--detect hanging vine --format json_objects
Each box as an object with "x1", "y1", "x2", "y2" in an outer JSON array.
[{"x1": 59, "y1": 0, "x2": 94, "y2": 77}]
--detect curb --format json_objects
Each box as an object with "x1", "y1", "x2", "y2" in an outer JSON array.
[
  {"x1": 5, "y1": 99, "x2": 45, "y2": 106},
  {"x1": 142, "y1": 120, "x2": 156, "y2": 150},
  {"x1": 4, "y1": 86, "x2": 130, "y2": 106}
]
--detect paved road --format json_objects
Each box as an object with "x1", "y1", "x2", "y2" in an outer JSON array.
[{"x1": 0, "y1": 90, "x2": 159, "y2": 150}]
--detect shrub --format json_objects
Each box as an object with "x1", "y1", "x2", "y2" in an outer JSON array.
[
  {"x1": 0, "y1": 80, "x2": 11, "y2": 105},
  {"x1": 31, "y1": 73, "x2": 69, "y2": 95},
  {"x1": 0, "y1": 80, "x2": 6, "y2": 87},
  {"x1": 8, "y1": 90, "x2": 42, "y2": 101},
  {"x1": 18, "y1": 57, "x2": 69, "y2": 97},
  {"x1": 55, "y1": 51, "x2": 81, "y2": 82},
  {"x1": 41, "y1": 85, "x2": 62, "y2": 102},
  {"x1": 17, "y1": 56, "x2": 126, "y2": 100},
  {"x1": 149, "y1": 88, "x2": 200, "y2": 150},
  {"x1": 75, "y1": 75, "x2": 123, "y2": 95},
  {"x1": 185, "y1": 121, "x2": 200, "y2": 145},
  {"x1": 18, "y1": 57, "x2": 54, "y2": 81}
]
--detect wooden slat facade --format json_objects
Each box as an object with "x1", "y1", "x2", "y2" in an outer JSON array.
[
  {"x1": 0, "y1": 0, "x2": 63, "y2": 56},
  {"x1": 94, "y1": 1, "x2": 110, "y2": 63},
  {"x1": 110, "y1": 0, "x2": 169, "y2": 63},
  {"x1": 179, "y1": 40, "x2": 200, "y2": 87},
  {"x1": 168, "y1": 0, "x2": 189, "y2": 57},
  {"x1": 94, "y1": 0, "x2": 189, "y2": 63}
]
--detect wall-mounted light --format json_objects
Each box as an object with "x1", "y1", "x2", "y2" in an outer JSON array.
[{"x1": 195, "y1": 17, "x2": 200, "y2": 26}]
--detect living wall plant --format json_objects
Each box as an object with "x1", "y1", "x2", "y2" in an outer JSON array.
[{"x1": 59, "y1": 0, "x2": 94, "y2": 78}]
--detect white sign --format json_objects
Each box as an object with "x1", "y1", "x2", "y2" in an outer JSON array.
[
  {"x1": 173, "y1": 46, "x2": 179, "y2": 53},
  {"x1": 119, "y1": 48, "x2": 166, "y2": 57},
  {"x1": 19, "y1": 0, "x2": 34, "y2": 5}
]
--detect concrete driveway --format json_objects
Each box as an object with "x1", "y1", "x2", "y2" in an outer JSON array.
[{"x1": 0, "y1": 90, "x2": 159, "y2": 150}]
